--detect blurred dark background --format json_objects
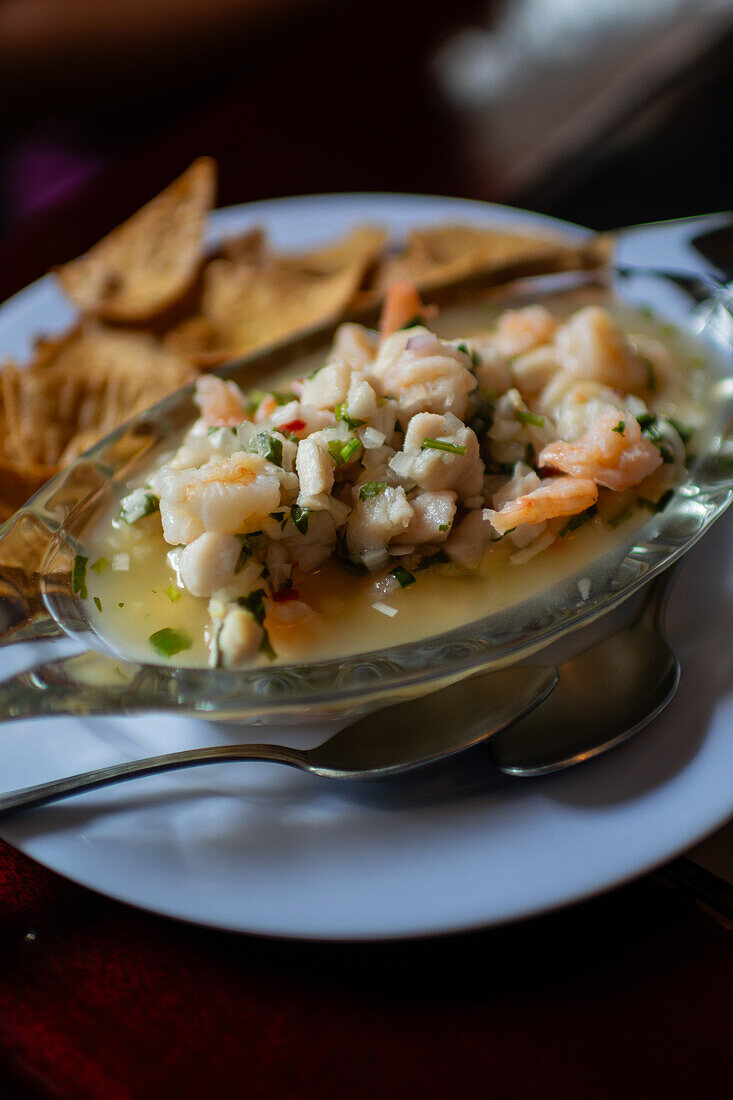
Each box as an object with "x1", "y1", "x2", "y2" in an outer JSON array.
[{"x1": 0, "y1": 0, "x2": 731, "y2": 300}]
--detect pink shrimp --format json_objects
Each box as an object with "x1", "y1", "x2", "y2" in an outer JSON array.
[
  {"x1": 379, "y1": 280, "x2": 433, "y2": 338},
  {"x1": 485, "y1": 476, "x2": 599, "y2": 535},
  {"x1": 194, "y1": 375, "x2": 248, "y2": 427},
  {"x1": 493, "y1": 306, "x2": 557, "y2": 357},
  {"x1": 538, "y1": 409, "x2": 662, "y2": 491}
]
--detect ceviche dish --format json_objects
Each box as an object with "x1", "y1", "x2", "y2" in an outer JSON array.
[{"x1": 82, "y1": 279, "x2": 710, "y2": 669}]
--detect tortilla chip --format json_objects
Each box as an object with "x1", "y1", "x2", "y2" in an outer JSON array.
[
  {"x1": 200, "y1": 258, "x2": 367, "y2": 357},
  {"x1": 54, "y1": 158, "x2": 216, "y2": 322},
  {"x1": 372, "y1": 224, "x2": 564, "y2": 290},
  {"x1": 164, "y1": 314, "x2": 234, "y2": 369},
  {"x1": 279, "y1": 225, "x2": 388, "y2": 276},
  {"x1": 2, "y1": 324, "x2": 194, "y2": 470},
  {"x1": 217, "y1": 226, "x2": 269, "y2": 266}
]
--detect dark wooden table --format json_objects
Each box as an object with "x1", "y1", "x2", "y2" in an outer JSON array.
[{"x1": 1, "y1": 6, "x2": 732, "y2": 1096}]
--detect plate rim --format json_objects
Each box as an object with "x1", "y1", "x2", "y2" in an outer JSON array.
[{"x1": 2, "y1": 191, "x2": 732, "y2": 941}]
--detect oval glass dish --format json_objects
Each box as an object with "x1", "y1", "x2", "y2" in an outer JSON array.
[{"x1": 1, "y1": 260, "x2": 732, "y2": 724}]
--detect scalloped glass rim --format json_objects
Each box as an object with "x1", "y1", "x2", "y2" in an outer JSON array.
[{"x1": 1, "y1": 264, "x2": 731, "y2": 723}]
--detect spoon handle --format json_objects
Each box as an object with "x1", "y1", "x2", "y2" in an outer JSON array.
[{"x1": 0, "y1": 742, "x2": 306, "y2": 818}]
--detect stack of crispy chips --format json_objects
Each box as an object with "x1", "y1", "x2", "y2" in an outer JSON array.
[{"x1": 0, "y1": 158, "x2": 575, "y2": 522}]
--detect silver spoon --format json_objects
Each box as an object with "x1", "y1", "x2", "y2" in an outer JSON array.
[
  {"x1": 0, "y1": 665, "x2": 556, "y2": 817},
  {"x1": 488, "y1": 566, "x2": 680, "y2": 776}
]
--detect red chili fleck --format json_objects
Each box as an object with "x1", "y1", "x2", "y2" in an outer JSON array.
[
  {"x1": 273, "y1": 587, "x2": 300, "y2": 602},
  {"x1": 280, "y1": 418, "x2": 306, "y2": 434}
]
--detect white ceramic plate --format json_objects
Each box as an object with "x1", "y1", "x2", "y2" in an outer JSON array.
[{"x1": 1, "y1": 194, "x2": 732, "y2": 940}]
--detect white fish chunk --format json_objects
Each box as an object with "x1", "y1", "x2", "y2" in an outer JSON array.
[{"x1": 179, "y1": 532, "x2": 241, "y2": 597}]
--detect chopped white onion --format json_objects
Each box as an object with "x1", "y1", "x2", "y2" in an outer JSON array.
[
  {"x1": 362, "y1": 426, "x2": 386, "y2": 449},
  {"x1": 362, "y1": 547, "x2": 390, "y2": 573},
  {"x1": 112, "y1": 553, "x2": 130, "y2": 572},
  {"x1": 388, "y1": 452, "x2": 415, "y2": 479},
  {"x1": 372, "y1": 601, "x2": 398, "y2": 617},
  {"x1": 406, "y1": 332, "x2": 439, "y2": 351},
  {"x1": 578, "y1": 577, "x2": 591, "y2": 600}
]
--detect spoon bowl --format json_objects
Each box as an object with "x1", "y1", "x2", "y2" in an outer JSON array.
[{"x1": 489, "y1": 568, "x2": 680, "y2": 776}]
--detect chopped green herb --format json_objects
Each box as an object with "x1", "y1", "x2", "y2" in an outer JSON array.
[
  {"x1": 93, "y1": 596, "x2": 102, "y2": 613},
  {"x1": 424, "y1": 549, "x2": 450, "y2": 565},
  {"x1": 642, "y1": 358, "x2": 657, "y2": 392},
  {"x1": 207, "y1": 425, "x2": 237, "y2": 436},
  {"x1": 234, "y1": 531, "x2": 264, "y2": 572},
  {"x1": 164, "y1": 585, "x2": 182, "y2": 603},
  {"x1": 456, "y1": 342, "x2": 480, "y2": 368},
  {"x1": 237, "y1": 588, "x2": 267, "y2": 625},
  {"x1": 259, "y1": 631, "x2": 276, "y2": 661},
  {"x1": 269, "y1": 511, "x2": 289, "y2": 529},
  {"x1": 118, "y1": 602, "x2": 125, "y2": 608},
  {"x1": 612, "y1": 420, "x2": 626, "y2": 435},
  {"x1": 438, "y1": 523, "x2": 450, "y2": 532},
  {"x1": 328, "y1": 437, "x2": 360, "y2": 466},
  {"x1": 559, "y1": 506, "x2": 597, "y2": 538},
  {"x1": 120, "y1": 490, "x2": 159, "y2": 523},
  {"x1": 335, "y1": 402, "x2": 365, "y2": 430},
  {"x1": 236, "y1": 531, "x2": 264, "y2": 550},
  {"x1": 391, "y1": 565, "x2": 416, "y2": 588},
  {"x1": 306, "y1": 364, "x2": 323, "y2": 380},
  {"x1": 72, "y1": 554, "x2": 88, "y2": 599},
  {"x1": 515, "y1": 409, "x2": 545, "y2": 428},
  {"x1": 399, "y1": 314, "x2": 424, "y2": 330},
  {"x1": 640, "y1": 304, "x2": 655, "y2": 320},
  {"x1": 359, "y1": 481, "x2": 387, "y2": 501},
  {"x1": 290, "y1": 505, "x2": 310, "y2": 535},
  {"x1": 148, "y1": 627, "x2": 192, "y2": 658},
  {"x1": 666, "y1": 417, "x2": 694, "y2": 445},
  {"x1": 421, "y1": 438, "x2": 467, "y2": 456},
  {"x1": 90, "y1": 556, "x2": 108, "y2": 574},
  {"x1": 252, "y1": 432, "x2": 283, "y2": 467},
  {"x1": 638, "y1": 415, "x2": 676, "y2": 462},
  {"x1": 340, "y1": 437, "x2": 361, "y2": 463},
  {"x1": 608, "y1": 509, "x2": 633, "y2": 529}
]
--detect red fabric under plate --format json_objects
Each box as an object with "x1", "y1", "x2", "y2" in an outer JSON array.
[{"x1": 2, "y1": 838, "x2": 733, "y2": 1099}]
